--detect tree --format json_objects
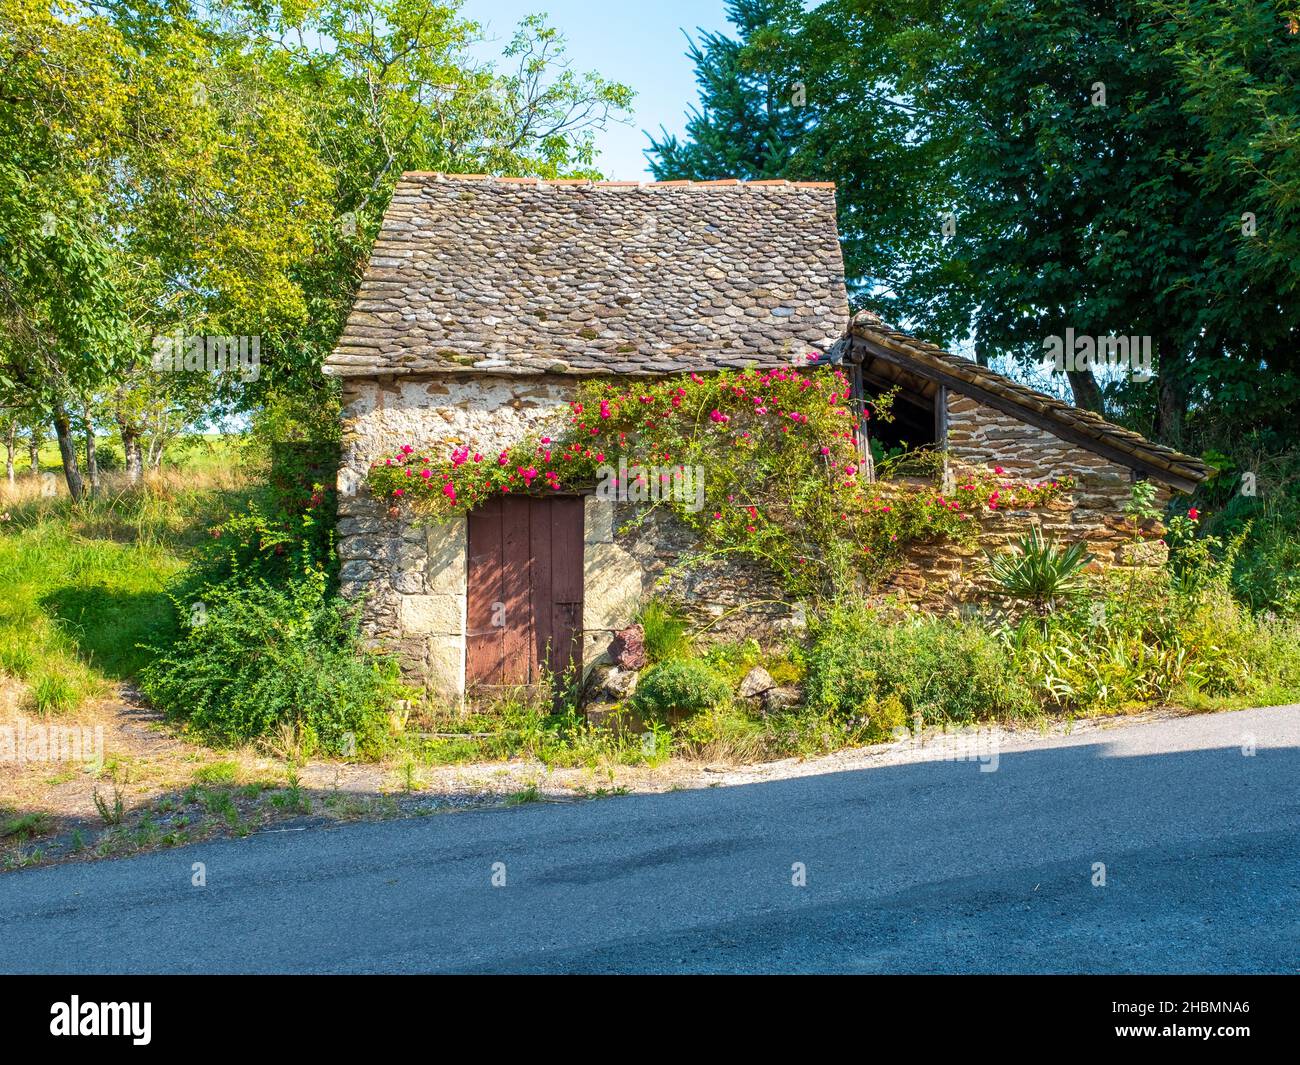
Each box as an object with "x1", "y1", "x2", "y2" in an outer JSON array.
[
  {"x1": 238, "y1": 0, "x2": 635, "y2": 422},
  {"x1": 913, "y1": 0, "x2": 1300, "y2": 444},
  {"x1": 1, "y1": 406, "x2": 16, "y2": 485},
  {"x1": 0, "y1": 0, "x2": 133, "y2": 498},
  {"x1": 650, "y1": 0, "x2": 1300, "y2": 451},
  {"x1": 3, "y1": 0, "x2": 635, "y2": 487},
  {"x1": 646, "y1": 0, "x2": 809, "y2": 181}
]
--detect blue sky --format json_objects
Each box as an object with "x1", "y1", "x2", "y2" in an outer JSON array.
[{"x1": 461, "y1": 1, "x2": 733, "y2": 179}]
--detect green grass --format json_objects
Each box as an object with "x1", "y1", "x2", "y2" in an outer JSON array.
[
  {"x1": 193, "y1": 761, "x2": 240, "y2": 786},
  {"x1": 29, "y1": 433, "x2": 243, "y2": 476},
  {"x1": 637, "y1": 599, "x2": 693, "y2": 662},
  {"x1": 0, "y1": 523, "x2": 178, "y2": 710},
  {"x1": 1, "y1": 811, "x2": 54, "y2": 842},
  {"x1": 92, "y1": 785, "x2": 126, "y2": 826},
  {"x1": 505, "y1": 785, "x2": 542, "y2": 806},
  {"x1": 0, "y1": 457, "x2": 250, "y2": 714}
]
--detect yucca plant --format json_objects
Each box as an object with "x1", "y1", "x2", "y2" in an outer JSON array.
[{"x1": 988, "y1": 525, "x2": 1094, "y2": 615}]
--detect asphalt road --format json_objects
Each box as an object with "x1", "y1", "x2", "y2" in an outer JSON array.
[{"x1": 3, "y1": 705, "x2": 1298, "y2": 974}]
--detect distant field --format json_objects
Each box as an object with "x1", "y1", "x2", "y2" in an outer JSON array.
[{"x1": 21, "y1": 433, "x2": 245, "y2": 478}]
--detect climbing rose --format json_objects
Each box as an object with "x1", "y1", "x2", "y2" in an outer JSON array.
[{"x1": 1188, "y1": 508, "x2": 1200, "y2": 521}]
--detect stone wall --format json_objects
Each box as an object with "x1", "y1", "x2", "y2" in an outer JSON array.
[
  {"x1": 336, "y1": 371, "x2": 1174, "y2": 700},
  {"x1": 613, "y1": 504, "x2": 804, "y2": 641},
  {"x1": 879, "y1": 392, "x2": 1170, "y2": 608}
]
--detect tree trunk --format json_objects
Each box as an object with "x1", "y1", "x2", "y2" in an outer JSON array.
[
  {"x1": 85, "y1": 427, "x2": 100, "y2": 495},
  {"x1": 1066, "y1": 368, "x2": 1104, "y2": 414},
  {"x1": 52, "y1": 401, "x2": 85, "y2": 502},
  {"x1": 28, "y1": 431, "x2": 39, "y2": 473},
  {"x1": 84, "y1": 404, "x2": 100, "y2": 496},
  {"x1": 119, "y1": 419, "x2": 143, "y2": 485},
  {"x1": 1154, "y1": 358, "x2": 1189, "y2": 448},
  {"x1": 4, "y1": 421, "x2": 15, "y2": 486}
]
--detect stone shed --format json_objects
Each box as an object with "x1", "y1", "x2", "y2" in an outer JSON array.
[
  {"x1": 323, "y1": 171, "x2": 1208, "y2": 701},
  {"x1": 828, "y1": 312, "x2": 1209, "y2": 607}
]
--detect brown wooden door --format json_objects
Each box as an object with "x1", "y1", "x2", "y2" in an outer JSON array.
[{"x1": 466, "y1": 496, "x2": 584, "y2": 688}]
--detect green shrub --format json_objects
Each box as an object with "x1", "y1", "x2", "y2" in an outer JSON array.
[
  {"x1": 805, "y1": 599, "x2": 1033, "y2": 728},
  {"x1": 703, "y1": 637, "x2": 805, "y2": 688},
  {"x1": 139, "y1": 569, "x2": 401, "y2": 755},
  {"x1": 1183, "y1": 439, "x2": 1300, "y2": 617},
  {"x1": 676, "y1": 702, "x2": 766, "y2": 761},
  {"x1": 758, "y1": 706, "x2": 881, "y2": 755},
  {"x1": 634, "y1": 658, "x2": 731, "y2": 719},
  {"x1": 1232, "y1": 520, "x2": 1300, "y2": 617},
  {"x1": 1005, "y1": 569, "x2": 1300, "y2": 714},
  {"x1": 188, "y1": 488, "x2": 336, "y2": 595},
  {"x1": 1238, "y1": 616, "x2": 1300, "y2": 705}
]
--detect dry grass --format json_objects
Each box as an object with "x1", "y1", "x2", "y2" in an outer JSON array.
[{"x1": 0, "y1": 688, "x2": 706, "y2": 872}]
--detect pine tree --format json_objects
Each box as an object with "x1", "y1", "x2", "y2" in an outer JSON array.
[{"x1": 646, "y1": 0, "x2": 809, "y2": 180}]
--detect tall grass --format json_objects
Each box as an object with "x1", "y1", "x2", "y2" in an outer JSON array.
[
  {"x1": 636, "y1": 599, "x2": 693, "y2": 662},
  {"x1": 0, "y1": 461, "x2": 250, "y2": 715}
]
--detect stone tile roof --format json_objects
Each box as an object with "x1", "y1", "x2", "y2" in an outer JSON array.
[
  {"x1": 842, "y1": 311, "x2": 1210, "y2": 490},
  {"x1": 323, "y1": 173, "x2": 849, "y2": 378}
]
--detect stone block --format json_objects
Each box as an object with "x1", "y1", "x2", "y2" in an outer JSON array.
[
  {"x1": 337, "y1": 515, "x2": 383, "y2": 537},
  {"x1": 399, "y1": 593, "x2": 465, "y2": 636},
  {"x1": 427, "y1": 636, "x2": 465, "y2": 699},
  {"x1": 584, "y1": 495, "x2": 615, "y2": 543},
  {"x1": 338, "y1": 535, "x2": 387, "y2": 561},
  {"x1": 426, "y1": 517, "x2": 467, "y2": 595},
  {"x1": 339, "y1": 560, "x2": 375, "y2": 583},
  {"x1": 392, "y1": 570, "x2": 426, "y2": 595},
  {"x1": 583, "y1": 541, "x2": 643, "y2": 632},
  {"x1": 395, "y1": 637, "x2": 428, "y2": 682}
]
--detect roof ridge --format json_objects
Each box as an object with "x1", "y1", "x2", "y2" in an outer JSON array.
[{"x1": 399, "y1": 171, "x2": 836, "y2": 190}]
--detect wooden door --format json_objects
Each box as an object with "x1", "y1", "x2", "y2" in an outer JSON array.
[{"x1": 466, "y1": 496, "x2": 584, "y2": 688}]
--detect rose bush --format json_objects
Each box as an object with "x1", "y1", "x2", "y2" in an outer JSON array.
[{"x1": 367, "y1": 363, "x2": 1074, "y2": 598}]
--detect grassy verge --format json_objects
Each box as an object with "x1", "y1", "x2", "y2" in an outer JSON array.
[{"x1": 0, "y1": 459, "x2": 252, "y2": 714}]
